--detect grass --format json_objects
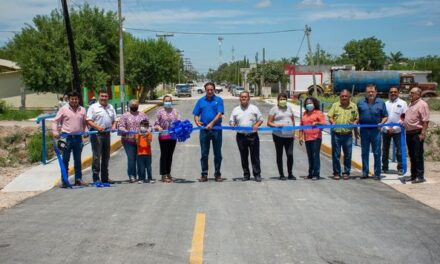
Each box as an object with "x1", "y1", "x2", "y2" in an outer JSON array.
[
  {"x1": 426, "y1": 99, "x2": 440, "y2": 111},
  {"x1": 0, "y1": 109, "x2": 43, "y2": 121},
  {"x1": 0, "y1": 99, "x2": 43, "y2": 120},
  {"x1": 27, "y1": 132, "x2": 54, "y2": 163}
]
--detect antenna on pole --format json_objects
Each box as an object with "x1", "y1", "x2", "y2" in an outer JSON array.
[
  {"x1": 218, "y1": 36, "x2": 224, "y2": 66},
  {"x1": 118, "y1": 0, "x2": 125, "y2": 103},
  {"x1": 305, "y1": 25, "x2": 317, "y2": 97}
]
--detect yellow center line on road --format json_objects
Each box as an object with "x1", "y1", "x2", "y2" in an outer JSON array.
[{"x1": 189, "y1": 213, "x2": 206, "y2": 264}]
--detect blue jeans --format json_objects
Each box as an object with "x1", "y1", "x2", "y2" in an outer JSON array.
[
  {"x1": 61, "y1": 135, "x2": 83, "y2": 181},
  {"x1": 360, "y1": 128, "x2": 382, "y2": 177},
  {"x1": 199, "y1": 129, "x2": 222, "y2": 177},
  {"x1": 305, "y1": 138, "x2": 321, "y2": 177},
  {"x1": 137, "y1": 155, "x2": 152, "y2": 181},
  {"x1": 331, "y1": 132, "x2": 353, "y2": 176},
  {"x1": 122, "y1": 141, "x2": 137, "y2": 180}
]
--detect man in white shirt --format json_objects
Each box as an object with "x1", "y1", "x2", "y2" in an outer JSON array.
[
  {"x1": 86, "y1": 89, "x2": 117, "y2": 183},
  {"x1": 229, "y1": 91, "x2": 264, "y2": 182},
  {"x1": 382, "y1": 86, "x2": 407, "y2": 175}
]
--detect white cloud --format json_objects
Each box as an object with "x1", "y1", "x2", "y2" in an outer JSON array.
[
  {"x1": 125, "y1": 9, "x2": 247, "y2": 26},
  {"x1": 307, "y1": 6, "x2": 414, "y2": 21},
  {"x1": 298, "y1": 0, "x2": 324, "y2": 8},
  {"x1": 255, "y1": 0, "x2": 271, "y2": 9}
]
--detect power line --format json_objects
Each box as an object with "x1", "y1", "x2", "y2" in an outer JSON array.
[
  {"x1": 124, "y1": 27, "x2": 303, "y2": 36},
  {"x1": 295, "y1": 32, "x2": 306, "y2": 59}
]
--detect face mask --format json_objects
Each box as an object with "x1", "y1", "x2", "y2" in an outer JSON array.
[
  {"x1": 139, "y1": 126, "x2": 148, "y2": 134},
  {"x1": 130, "y1": 106, "x2": 138, "y2": 112},
  {"x1": 278, "y1": 100, "x2": 287, "y2": 107},
  {"x1": 306, "y1": 103, "x2": 314, "y2": 111},
  {"x1": 164, "y1": 102, "x2": 172, "y2": 108}
]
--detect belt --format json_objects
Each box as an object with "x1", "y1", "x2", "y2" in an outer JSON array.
[
  {"x1": 406, "y1": 129, "x2": 422, "y2": 135},
  {"x1": 238, "y1": 132, "x2": 257, "y2": 136},
  {"x1": 333, "y1": 131, "x2": 352, "y2": 135}
]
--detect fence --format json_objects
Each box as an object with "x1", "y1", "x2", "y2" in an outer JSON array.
[{"x1": 36, "y1": 101, "x2": 129, "y2": 164}]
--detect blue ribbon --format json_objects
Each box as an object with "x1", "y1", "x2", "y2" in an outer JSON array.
[
  {"x1": 52, "y1": 141, "x2": 72, "y2": 188},
  {"x1": 57, "y1": 121, "x2": 408, "y2": 175}
]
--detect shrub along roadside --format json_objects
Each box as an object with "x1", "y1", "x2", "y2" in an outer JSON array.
[
  {"x1": 27, "y1": 132, "x2": 54, "y2": 163},
  {"x1": 0, "y1": 99, "x2": 43, "y2": 121}
]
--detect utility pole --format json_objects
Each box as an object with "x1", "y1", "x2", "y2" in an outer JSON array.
[
  {"x1": 118, "y1": 0, "x2": 125, "y2": 104},
  {"x1": 260, "y1": 48, "x2": 265, "y2": 97},
  {"x1": 61, "y1": 0, "x2": 82, "y2": 105},
  {"x1": 305, "y1": 25, "x2": 318, "y2": 97},
  {"x1": 177, "y1": 49, "x2": 184, "y2": 84}
]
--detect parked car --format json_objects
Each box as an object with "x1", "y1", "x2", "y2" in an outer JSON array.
[
  {"x1": 176, "y1": 84, "x2": 192, "y2": 97},
  {"x1": 232, "y1": 86, "x2": 244, "y2": 96},
  {"x1": 195, "y1": 86, "x2": 204, "y2": 94},
  {"x1": 215, "y1": 85, "x2": 224, "y2": 94}
]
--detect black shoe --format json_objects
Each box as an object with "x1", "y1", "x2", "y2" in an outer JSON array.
[
  {"x1": 243, "y1": 177, "x2": 250, "y2": 181},
  {"x1": 255, "y1": 177, "x2": 262, "y2": 182},
  {"x1": 360, "y1": 175, "x2": 368, "y2": 179},
  {"x1": 144, "y1": 178, "x2": 150, "y2": 183},
  {"x1": 412, "y1": 178, "x2": 426, "y2": 184},
  {"x1": 287, "y1": 175, "x2": 296, "y2": 180},
  {"x1": 279, "y1": 176, "x2": 287, "y2": 181},
  {"x1": 382, "y1": 168, "x2": 389, "y2": 173},
  {"x1": 215, "y1": 176, "x2": 223, "y2": 182},
  {"x1": 312, "y1": 176, "x2": 320, "y2": 181},
  {"x1": 374, "y1": 176, "x2": 381, "y2": 181},
  {"x1": 74, "y1": 180, "x2": 88, "y2": 187},
  {"x1": 304, "y1": 175, "x2": 312, "y2": 180}
]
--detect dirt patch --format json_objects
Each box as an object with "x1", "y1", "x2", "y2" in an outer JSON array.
[
  {"x1": 425, "y1": 123, "x2": 440, "y2": 161},
  {"x1": 0, "y1": 125, "x2": 42, "y2": 212},
  {"x1": 392, "y1": 162, "x2": 440, "y2": 210}
]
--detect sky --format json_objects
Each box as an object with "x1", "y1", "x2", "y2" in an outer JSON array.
[{"x1": 0, "y1": 0, "x2": 439, "y2": 73}]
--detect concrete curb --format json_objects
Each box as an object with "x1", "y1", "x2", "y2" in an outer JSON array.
[{"x1": 55, "y1": 104, "x2": 159, "y2": 186}]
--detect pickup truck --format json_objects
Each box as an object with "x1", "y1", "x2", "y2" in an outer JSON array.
[{"x1": 176, "y1": 84, "x2": 192, "y2": 97}]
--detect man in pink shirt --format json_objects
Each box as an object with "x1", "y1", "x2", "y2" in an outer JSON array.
[
  {"x1": 403, "y1": 87, "x2": 430, "y2": 183},
  {"x1": 52, "y1": 91, "x2": 88, "y2": 187}
]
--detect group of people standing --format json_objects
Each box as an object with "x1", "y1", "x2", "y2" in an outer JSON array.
[{"x1": 52, "y1": 82, "x2": 430, "y2": 187}]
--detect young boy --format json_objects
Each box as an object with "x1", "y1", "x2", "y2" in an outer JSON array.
[{"x1": 136, "y1": 120, "x2": 153, "y2": 183}]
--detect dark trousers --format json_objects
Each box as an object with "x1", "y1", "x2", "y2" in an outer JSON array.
[
  {"x1": 137, "y1": 155, "x2": 152, "y2": 181},
  {"x1": 331, "y1": 132, "x2": 353, "y2": 176},
  {"x1": 61, "y1": 135, "x2": 83, "y2": 181},
  {"x1": 272, "y1": 134, "x2": 294, "y2": 177},
  {"x1": 199, "y1": 129, "x2": 222, "y2": 177},
  {"x1": 236, "y1": 133, "x2": 261, "y2": 178},
  {"x1": 90, "y1": 132, "x2": 110, "y2": 182},
  {"x1": 305, "y1": 138, "x2": 321, "y2": 177},
  {"x1": 382, "y1": 132, "x2": 402, "y2": 170},
  {"x1": 159, "y1": 139, "x2": 177, "y2": 175},
  {"x1": 360, "y1": 128, "x2": 382, "y2": 177},
  {"x1": 406, "y1": 132, "x2": 425, "y2": 179}
]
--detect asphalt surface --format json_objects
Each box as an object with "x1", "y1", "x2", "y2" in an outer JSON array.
[{"x1": 1, "y1": 96, "x2": 440, "y2": 264}]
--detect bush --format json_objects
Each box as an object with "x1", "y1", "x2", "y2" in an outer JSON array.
[
  {"x1": 27, "y1": 132, "x2": 54, "y2": 163},
  {"x1": 0, "y1": 99, "x2": 9, "y2": 113}
]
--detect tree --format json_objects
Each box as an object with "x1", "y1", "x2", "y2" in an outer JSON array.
[
  {"x1": 4, "y1": 4, "x2": 119, "y2": 93},
  {"x1": 247, "y1": 60, "x2": 285, "y2": 94},
  {"x1": 125, "y1": 36, "x2": 180, "y2": 102},
  {"x1": 305, "y1": 49, "x2": 339, "y2": 66},
  {"x1": 340, "y1": 37, "x2": 386, "y2": 70},
  {"x1": 388, "y1": 51, "x2": 406, "y2": 65}
]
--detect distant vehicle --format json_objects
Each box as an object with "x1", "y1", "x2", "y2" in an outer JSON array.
[
  {"x1": 215, "y1": 85, "x2": 224, "y2": 94},
  {"x1": 176, "y1": 84, "x2": 192, "y2": 97},
  {"x1": 232, "y1": 86, "x2": 244, "y2": 96},
  {"x1": 195, "y1": 86, "x2": 204, "y2": 94}
]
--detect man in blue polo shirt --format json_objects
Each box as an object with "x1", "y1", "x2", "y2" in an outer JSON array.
[
  {"x1": 193, "y1": 82, "x2": 225, "y2": 182},
  {"x1": 357, "y1": 84, "x2": 388, "y2": 180}
]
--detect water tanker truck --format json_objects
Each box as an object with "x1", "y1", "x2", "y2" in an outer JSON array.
[{"x1": 287, "y1": 65, "x2": 437, "y2": 97}]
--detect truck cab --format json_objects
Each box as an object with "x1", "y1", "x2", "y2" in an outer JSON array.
[
  {"x1": 176, "y1": 84, "x2": 192, "y2": 98},
  {"x1": 400, "y1": 74, "x2": 437, "y2": 97}
]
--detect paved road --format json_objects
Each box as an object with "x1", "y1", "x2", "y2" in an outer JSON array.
[{"x1": 1, "y1": 99, "x2": 440, "y2": 264}]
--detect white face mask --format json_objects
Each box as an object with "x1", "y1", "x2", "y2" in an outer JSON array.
[{"x1": 139, "y1": 126, "x2": 148, "y2": 134}]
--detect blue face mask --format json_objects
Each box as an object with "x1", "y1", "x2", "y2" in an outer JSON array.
[
  {"x1": 164, "y1": 102, "x2": 172, "y2": 108},
  {"x1": 306, "y1": 103, "x2": 314, "y2": 111}
]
